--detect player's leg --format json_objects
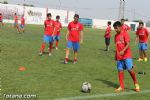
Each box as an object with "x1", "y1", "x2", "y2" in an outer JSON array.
[
  {"x1": 17, "y1": 25, "x2": 21, "y2": 33},
  {"x1": 64, "y1": 41, "x2": 72, "y2": 64},
  {"x1": 125, "y1": 58, "x2": 140, "y2": 92},
  {"x1": 137, "y1": 43, "x2": 144, "y2": 61},
  {"x1": 55, "y1": 36, "x2": 60, "y2": 50},
  {"x1": 115, "y1": 60, "x2": 124, "y2": 92},
  {"x1": 39, "y1": 35, "x2": 48, "y2": 55},
  {"x1": 73, "y1": 42, "x2": 80, "y2": 64},
  {"x1": 48, "y1": 36, "x2": 54, "y2": 56},
  {"x1": 142, "y1": 43, "x2": 148, "y2": 62}
]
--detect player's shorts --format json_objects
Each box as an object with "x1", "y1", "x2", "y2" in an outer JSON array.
[
  {"x1": 139, "y1": 43, "x2": 148, "y2": 51},
  {"x1": 67, "y1": 41, "x2": 80, "y2": 51},
  {"x1": 53, "y1": 35, "x2": 60, "y2": 41},
  {"x1": 43, "y1": 35, "x2": 53, "y2": 43},
  {"x1": 14, "y1": 22, "x2": 18, "y2": 27},
  {"x1": 20, "y1": 24, "x2": 25, "y2": 28},
  {"x1": 105, "y1": 38, "x2": 110, "y2": 45},
  {"x1": 117, "y1": 58, "x2": 133, "y2": 71}
]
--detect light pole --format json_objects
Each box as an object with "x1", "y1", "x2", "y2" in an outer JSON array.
[{"x1": 118, "y1": 0, "x2": 125, "y2": 20}]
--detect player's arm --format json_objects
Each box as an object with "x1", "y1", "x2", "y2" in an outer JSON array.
[
  {"x1": 80, "y1": 31, "x2": 83, "y2": 44},
  {"x1": 120, "y1": 33, "x2": 130, "y2": 55},
  {"x1": 120, "y1": 42, "x2": 130, "y2": 56},
  {"x1": 146, "y1": 30, "x2": 150, "y2": 44},
  {"x1": 52, "y1": 21, "x2": 56, "y2": 36},
  {"x1": 66, "y1": 30, "x2": 69, "y2": 41},
  {"x1": 135, "y1": 34, "x2": 139, "y2": 45}
]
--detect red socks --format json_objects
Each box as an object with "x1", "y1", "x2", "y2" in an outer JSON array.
[
  {"x1": 56, "y1": 41, "x2": 59, "y2": 47},
  {"x1": 41, "y1": 43, "x2": 45, "y2": 52},
  {"x1": 118, "y1": 71, "x2": 124, "y2": 89},
  {"x1": 129, "y1": 71, "x2": 138, "y2": 84}
]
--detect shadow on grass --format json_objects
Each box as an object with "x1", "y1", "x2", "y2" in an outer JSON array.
[{"x1": 95, "y1": 79, "x2": 119, "y2": 88}]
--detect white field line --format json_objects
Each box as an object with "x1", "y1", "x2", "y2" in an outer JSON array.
[{"x1": 53, "y1": 90, "x2": 150, "y2": 100}]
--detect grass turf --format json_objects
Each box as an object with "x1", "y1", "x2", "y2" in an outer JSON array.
[{"x1": 1, "y1": 24, "x2": 150, "y2": 100}]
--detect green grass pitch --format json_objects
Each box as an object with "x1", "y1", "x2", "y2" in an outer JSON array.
[{"x1": 1, "y1": 24, "x2": 150, "y2": 100}]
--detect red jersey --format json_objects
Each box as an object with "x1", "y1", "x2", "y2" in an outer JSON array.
[
  {"x1": 44, "y1": 19, "x2": 55, "y2": 36},
  {"x1": 54, "y1": 21, "x2": 62, "y2": 36},
  {"x1": 21, "y1": 17, "x2": 25, "y2": 25},
  {"x1": 114, "y1": 31, "x2": 132, "y2": 60},
  {"x1": 121, "y1": 24, "x2": 131, "y2": 32},
  {"x1": 136, "y1": 27, "x2": 149, "y2": 43},
  {"x1": 14, "y1": 15, "x2": 18, "y2": 23},
  {"x1": 104, "y1": 25, "x2": 111, "y2": 38},
  {"x1": 68, "y1": 21, "x2": 83, "y2": 42},
  {"x1": 0, "y1": 15, "x2": 2, "y2": 21}
]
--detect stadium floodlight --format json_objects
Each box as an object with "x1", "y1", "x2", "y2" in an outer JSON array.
[{"x1": 118, "y1": 0, "x2": 126, "y2": 20}]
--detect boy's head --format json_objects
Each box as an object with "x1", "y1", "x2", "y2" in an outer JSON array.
[
  {"x1": 14, "y1": 13, "x2": 17, "y2": 15},
  {"x1": 56, "y1": 15, "x2": 60, "y2": 21},
  {"x1": 121, "y1": 18, "x2": 125, "y2": 25},
  {"x1": 22, "y1": 14, "x2": 24, "y2": 17},
  {"x1": 113, "y1": 21, "x2": 122, "y2": 33},
  {"x1": 47, "y1": 13, "x2": 52, "y2": 20},
  {"x1": 74, "y1": 14, "x2": 79, "y2": 23},
  {"x1": 0, "y1": 13, "x2": 2, "y2": 15},
  {"x1": 108, "y1": 21, "x2": 111, "y2": 26},
  {"x1": 139, "y1": 21, "x2": 144, "y2": 29}
]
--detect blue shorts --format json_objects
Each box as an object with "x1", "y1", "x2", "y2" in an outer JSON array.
[
  {"x1": 14, "y1": 22, "x2": 18, "y2": 27},
  {"x1": 117, "y1": 58, "x2": 133, "y2": 71},
  {"x1": 20, "y1": 24, "x2": 25, "y2": 28},
  {"x1": 53, "y1": 36, "x2": 60, "y2": 41},
  {"x1": 43, "y1": 35, "x2": 53, "y2": 43},
  {"x1": 67, "y1": 41, "x2": 80, "y2": 51},
  {"x1": 139, "y1": 43, "x2": 148, "y2": 51}
]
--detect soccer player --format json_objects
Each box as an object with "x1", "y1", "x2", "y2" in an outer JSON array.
[
  {"x1": 53, "y1": 15, "x2": 62, "y2": 50},
  {"x1": 39, "y1": 13, "x2": 55, "y2": 56},
  {"x1": 14, "y1": 13, "x2": 20, "y2": 33},
  {"x1": 135, "y1": 22, "x2": 149, "y2": 62},
  {"x1": 121, "y1": 19, "x2": 131, "y2": 32},
  {"x1": 104, "y1": 21, "x2": 111, "y2": 51},
  {"x1": 0, "y1": 13, "x2": 4, "y2": 26},
  {"x1": 64, "y1": 14, "x2": 83, "y2": 64},
  {"x1": 113, "y1": 21, "x2": 140, "y2": 92},
  {"x1": 20, "y1": 15, "x2": 25, "y2": 33}
]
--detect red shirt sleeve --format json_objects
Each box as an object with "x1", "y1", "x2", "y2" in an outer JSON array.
[
  {"x1": 68, "y1": 23, "x2": 71, "y2": 31},
  {"x1": 145, "y1": 28, "x2": 149, "y2": 37},
  {"x1": 124, "y1": 32, "x2": 130, "y2": 43},
  {"x1": 79, "y1": 24, "x2": 84, "y2": 31}
]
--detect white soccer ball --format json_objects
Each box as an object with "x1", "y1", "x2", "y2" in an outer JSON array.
[{"x1": 81, "y1": 82, "x2": 91, "y2": 93}]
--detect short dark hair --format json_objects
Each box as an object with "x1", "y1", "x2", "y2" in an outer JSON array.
[
  {"x1": 108, "y1": 21, "x2": 111, "y2": 25},
  {"x1": 0, "y1": 13, "x2": 1, "y2": 15},
  {"x1": 47, "y1": 13, "x2": 52, "y2": 17},
  {"x1": 74, "y1": 14, "x2": 79, "y2": 18},
  {"x1": 113, "y1": 21, "x2": 122, "y2": 27},
  {"x1": 121, "y1": 18, "x2": 125, "y2": 21},
  {"x1": 139, "y1": 21, "x2": 144, "y2": 25},
  {"x1": 56, "y1": 15, "x2": 60, "y2": 19},
  {"x1": 14, "y1": 13, "x2": 17, "y2": 15}
]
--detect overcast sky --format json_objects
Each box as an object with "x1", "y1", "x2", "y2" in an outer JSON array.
[{"x1": 8, "y1": 0, "x2": 150, "y2": 22}]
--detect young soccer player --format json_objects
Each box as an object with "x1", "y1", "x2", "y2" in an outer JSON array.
[
  {"x1": 20, "y1": 15, "x2": 25, "y2": 33},
  {"x1": 113, "y1": 21, "x2": 140, "y2": 92},
  {"x1": 64, "y1": 14, "x2": 83, "y2": 64},
  {"x1": 39, "y1": 13, "x2": 55, "y2": 56},
  {"x1": 104, "y1": 21, "x2": 111, "y2": 51},
  {"x1": 0, "y1": 13, "x2": 4, "y2": 26},
  {"x1": 135, "y1": 22, "x2": 149, "y2": 62},
  {"x1": 14, "y1": 13, "x2": 20, "y2": 33},
  {"x1": 53, "y1": 15, "x2": 62, "y2": 50},
  {"x1": 121, "y1": 19, "x2": 131, "y2": 32}
]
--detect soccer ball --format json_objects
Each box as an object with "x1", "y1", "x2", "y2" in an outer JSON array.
[{"x1": 81, "y1": 82, "x2": 91, "y2": 93}]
